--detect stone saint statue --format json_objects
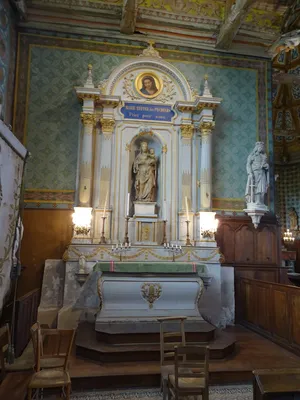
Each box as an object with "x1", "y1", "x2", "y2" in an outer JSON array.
[
  {"x1": 133, "y1": 141, "x2": 157, "y2": 202},
  {"x1": 289, "y1": 207, "x2": 298, "y2": 231},
  {"x1": 245, "y1": 142, "x2": 269, "y2": 205}
]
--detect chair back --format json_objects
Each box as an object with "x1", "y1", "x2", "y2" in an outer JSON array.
[
  {"x1": 36, "y1": 328, "x2": 75, "y2": 372},
  {"x1": 30, "y1": 322, "x2": 42, "y2": 363},
  {"x1": 158, "y1": 316, "x2": 186, "y2": 367},
  {"x1": 0, "y1": 323, "x2": 11, "y2": 380},
  {"x1": 174, "y1": 345, "x2": 209, "y2": 387}
]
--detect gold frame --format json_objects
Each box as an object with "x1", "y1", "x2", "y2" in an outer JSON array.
[{"x1": 135, "y1": 71, "x2": 163, "y2": 99}]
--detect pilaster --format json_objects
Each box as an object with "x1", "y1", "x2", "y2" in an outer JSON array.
[{"x1": 199, "y1": 120, "x2": 215, "y2": 211}]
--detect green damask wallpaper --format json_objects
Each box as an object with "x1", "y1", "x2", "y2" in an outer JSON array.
[{"x1": 17, "y1": 34, "x2": 272, "y2": 211}]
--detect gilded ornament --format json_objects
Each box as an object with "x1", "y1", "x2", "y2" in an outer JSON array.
[
  {"x1": 77, "y1": 93, "x2": 100, "y2": 101},
  {"x1": 196, "y1": 103, "x2": 218, "y2": 112},
  {"x1": 162, "y1": 144, "x2": 167, "y2": 153},
  {"x1": 200, "y1": 121, "x2": 215, "y2": 135},
  {"x1": 100, "y1": 118, "x2": 115, "y2": 133},
  {"x1": 141, "y1": 283, "x2": 162, "y2": 308},
  {"x1": 138, "y1": 130, "x2": 154, "y2": 136},
  {"x1": 181, "y1": 124, "x2": 194, "y2": 139},
  {"x1": 139, "y1": 42, "x2": 161, "y2": 59},
  {"x1": 125, "y1": 143, "x2": 131, "y2": 151},
  {"x1": 141, "y1": 225, "x2": 151, "y2": 241},
  {"x1": 80, "y1": 113, "x2": 96, "y2": 126}
]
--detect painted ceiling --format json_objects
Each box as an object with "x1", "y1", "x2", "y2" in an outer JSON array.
[{"x1": 20, "y1": 0, "x2": 295, "y2": 57}]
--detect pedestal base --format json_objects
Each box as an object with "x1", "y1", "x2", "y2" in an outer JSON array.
[{"x1": 134, "y1": 202, "x2": 157, "y2": 217}]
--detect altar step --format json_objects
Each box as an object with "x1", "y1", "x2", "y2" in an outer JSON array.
[{"x1": 76, "y1": 322, "x2": 236, "y2": 363}]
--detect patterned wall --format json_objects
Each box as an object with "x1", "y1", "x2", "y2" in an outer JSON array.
[
  {"x1": 0, "y1": 0, "x2": 16, "y2": 124},
  {"x1": 14, "y1": 33, "x2": 272, "y2": 211},
  {"x1": 275, "y1": 163, "x2": 300, "y2": 230}
]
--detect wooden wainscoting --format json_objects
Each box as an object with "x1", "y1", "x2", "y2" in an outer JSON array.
[
  {"x1": 1, "y1": 288, "x2": 40, "y2": 357},
  {"x1": 216, "y1": 215, "x2": 281, "y2": 267},
  {"x1": 18, "y1": 209, "x2": 73, "y2": 297},
  {"x1": 237, "y1": 277, "x2": 300, "y2": 355}
]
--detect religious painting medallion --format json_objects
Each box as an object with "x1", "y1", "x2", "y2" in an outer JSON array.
[
  {"x1": 135, "y1": 72, "x2": 163, "y2": 99},
  {"x1": 141, "y1": 282, "x2": 162, "y2": 308}
]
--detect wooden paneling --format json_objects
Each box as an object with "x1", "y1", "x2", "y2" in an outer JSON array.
[
  {"x1": 290, "y1": 294, "x2": 300, "y2": 346},
  {"x1": 216, "y1": 215, "x2": 281, "y2": 267},
  {"x1": 238, "y1": 278, "x2": 300, "y2": 354},
  {"x1": 18, "y1": 209, "x2": 73, "y2": 297},
  {"x1": 273, "y1": 289, "x2": 289, "y2": 341},
  {"x1": 256, "y1": 226, "x2": 277, "y2": 264},
  {"x1": 235, "y1": 226, "x2": 255, "y2": 264}
]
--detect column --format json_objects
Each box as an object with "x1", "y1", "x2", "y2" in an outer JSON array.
[
  {"x1": 179, "y1": 123, "x2": 194, "y2": 242},
  {"x1": 79, "y1": 113, "x2": 96, "y2": 207},
  {"x1": 199, "y1": 120, "x2": 215, "y2": 210}
]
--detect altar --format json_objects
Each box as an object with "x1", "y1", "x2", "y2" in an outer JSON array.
[{"x1": 37, "y1": 43, "x2": 235, "y2": 339}]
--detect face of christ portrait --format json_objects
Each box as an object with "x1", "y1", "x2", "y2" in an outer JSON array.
[{"x1": 140, "y1": 76, "x2": 158, "y2": 96}]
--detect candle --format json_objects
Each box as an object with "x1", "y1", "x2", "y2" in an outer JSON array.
[
  {"x1": 185, "y1": 196, "x2": 189, "y2": 221},
  {"x1": 103, "y1": 192, "x2": 108, "y2": 218},
  {"x1": 126, "y1": 193, "x2": 130, "y2": 216},
  {"x1": 163, "y1": 201, "x2": 167, "y2": 221}
]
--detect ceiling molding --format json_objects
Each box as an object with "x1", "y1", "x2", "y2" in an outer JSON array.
[
  {"x1": 120, "y1": 0, "x2": 137, "y2": 34},
  {"x1": 216, "y1": 0, "x2": 256, "y2": 50}
]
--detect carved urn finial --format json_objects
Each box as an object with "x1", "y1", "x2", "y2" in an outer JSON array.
[
  {"x1": 202, "y1": 74, "x2": 212, "y2": 97},
  {"x1": 84, "y1": 63, "x2": 94, "y2": 88}
]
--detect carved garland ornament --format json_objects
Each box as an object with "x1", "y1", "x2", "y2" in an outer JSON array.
[
  {"x1": 100, "y1": 118, "x2": 115, "y2": 133},
  {"x1": 181, "y1": 124, "x2": 194, "y2": 139}
]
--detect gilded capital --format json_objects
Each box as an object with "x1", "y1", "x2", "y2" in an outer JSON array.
[
  {"x1": 200, "y1": 121, "x2": 215, "y2": 135},
  {"x1": 181, "y1": 124, "x2": 194, "y2": 139},
  {"x1": 80, "y1": 113, "x2": 96, "y2": 126},
  {"x1": 162, "y1": 144, "x2": 168, "y2": 153},
  {"x1": 100, "y1": 118, "x2": 115, "y2": 134}
]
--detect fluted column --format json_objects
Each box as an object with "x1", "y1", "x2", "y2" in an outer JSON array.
[
  {"x1": 79, "y1": 113, "x2": 96, "y2": 207},
  {"x1": 199, "y1": 121, "x2": 215, "y2": 210}
]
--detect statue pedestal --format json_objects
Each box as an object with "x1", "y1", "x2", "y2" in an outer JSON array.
[
  {"x1": 134, "y1": 202, "x2": 157, "y2": 217},
  {"x1": 244, "y1": 203, "x2": 268, "y2": 229}
]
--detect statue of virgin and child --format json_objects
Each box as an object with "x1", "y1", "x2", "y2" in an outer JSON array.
[{"x1": 133, "y1": 141, "x2": 157, "y2": 202}]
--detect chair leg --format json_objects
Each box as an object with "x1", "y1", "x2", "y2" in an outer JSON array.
[
  {"x1": 202, "y1": 387, "x2": 209, "y2": 400},
  {"x1": 163, "y1": 379, "x2": 167, "y2": 400},
  {"x1": 66, "y1": 384, "x2": 71, "y2": 400},
  {"x1": 27, "y1": 388, "x2": 32, "y2": 400}
]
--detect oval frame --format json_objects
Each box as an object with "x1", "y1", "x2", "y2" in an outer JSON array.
[{"x1": 135, "y1": 72, "x2": 163, "y2": 99}]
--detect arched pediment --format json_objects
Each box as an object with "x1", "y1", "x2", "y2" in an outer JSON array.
[{"x1": 101, "y1": 45, "x2": 195, "y2": 103}]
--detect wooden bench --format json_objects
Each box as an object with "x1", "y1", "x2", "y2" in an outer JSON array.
[{"x1": 253, "y1": 368, "x2": 300, "y2": 399}]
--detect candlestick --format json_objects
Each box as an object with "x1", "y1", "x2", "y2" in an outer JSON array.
[
  {"x1": 163, "y1": 242, "x2": 183, "y2": 262},
  {"x1": 100, "y1": 216, "x2": 107, "y2": 244},
  {"x1": 163, "y1": 201, "x2": 167, "y2": 221},
  {"x1": 161, "y1": 220, "x2": 167, "y2": 245},
  {"x1": 124, "y1": 216, "x2": 130, "y2": 244},
  {"x1": 103, "y1": 192, "x2": 108, "y2": 218},
  {"x1": 126, "y1": 193, "x2": 130, "y2": 217},
  {"x1": 185, "y1": 196, "x2": 189, "y2": 221},
  {"x1": 185, "y1": 220, "x2": 192, "y2": 246}
]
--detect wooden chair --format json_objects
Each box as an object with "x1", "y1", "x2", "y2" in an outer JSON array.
[
  {"x1": 168, "y1": 345, "x2": 209, "y2": 400},
  {"x1": 27, "y1": 328, "x2": 75, "y2": 400},
  {"x1": 0, "y1": 323, "x2": 11, "y2": 382},
  {"x1": 30, "y1": 322, "x2": 65, "y2": 370},
  {"x1": 157, "y1": 316, "x2": 187, "y2": 400}
]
